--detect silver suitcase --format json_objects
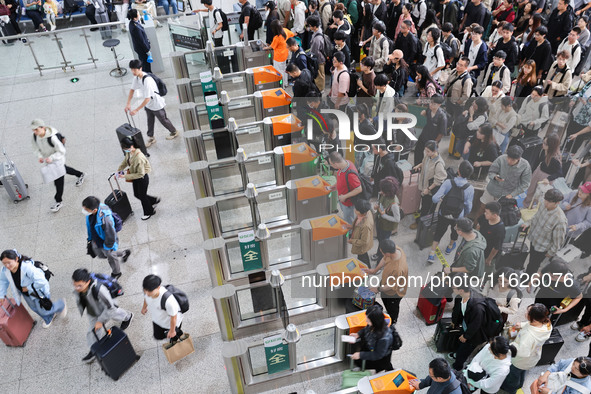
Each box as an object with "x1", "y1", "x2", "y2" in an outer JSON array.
[{"x1": 0, "y1": 151, "x2": 29, "y2": 203}]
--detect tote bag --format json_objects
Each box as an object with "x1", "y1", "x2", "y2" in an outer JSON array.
[
  {"x1": 40, "y1": 160, "x2": 66, "y2": 183},
  {"x1": 162, "y1": 333, "x2": 195, "y2": 363}
]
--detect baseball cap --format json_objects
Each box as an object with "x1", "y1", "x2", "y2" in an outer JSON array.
[
  {"x1": 30, "y1": 119, "x2": 45, "y2": 130},
  {"x1": 581, "y1": 182, "x2": 591, "y2": 194}
]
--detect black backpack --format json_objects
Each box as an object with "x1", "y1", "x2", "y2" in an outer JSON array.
[
  {"x1": 344, "y1": 167, "x2": 373, "y2": 202},
  {"x1": 34, "y1": 133, "x2": 66, "y2": 148},
  {"x1": 481, "y1": 296, "x2": 504, "y2": 338},
  {"x1": 160, "y1": 284, "x2": 190, "y2": 313},
  {"x1": 389, "y1": 324, "x2": 403, "y2": 351},
  {"x1": 298, "y1": 49, "x2": 319, "y2": 79},
  {"x1": 90, "y1": 273, "x2": 124, "y2": 299},
  {"x1": 248, "y1": 5, "x2": 264, "y2": 30},
  {"x1": 214, "y1": 8, "x2": 229, "y2": 32},
  {"x1": 111, "y1": 212, "x2": 123, "y2": 232},
  {"x1": 337, "y1": 69, "x2": 359, "y2": 97},
  {"x1": 320, "y1": 33, "x2": 334, "y2": 62},
  {"x1": 437, "y1": 43, "x2": 452, "y2": 61},
  {"x1": 440, "y1": 179, "x2": 470, "y2": 218},
  {"x1": 498, "y1": 197, "x2": 521, "y2": 227},
  {"x1": 142, "y1": 73, "x2": 168, "y2": 96},
  {"x1": 33, "y1": 261, "x2": 54, "y2": 281},
  {"x1": 379, "y1": 35, "x2": 395, "y2": 55}
]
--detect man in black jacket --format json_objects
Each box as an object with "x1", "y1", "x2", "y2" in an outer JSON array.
[
  {"x1": 371, "y1": 138, "x2": 404, "y2": 197},
  {"x1": 386, "y1": 0, "x2": 403, "y2": 39},
  {"x1": 438, "y1": 0, "x2": 459, "y2": 34},
  {"x1": 460, "y1": 0, "x2": 486, "y2": 32},
  {"x1": 394, "y1": 20, "x2": 419, "y2": 64},
  {"x1": 547, "y1": 0, "x2": 575, "y2": 54},
  {"x1": 490, "y1": 23, "x2": 519, "y2": 72},
  {"x1": 520, "y1": 26, "x2": 553, "y2": 80},
  {"x1": 450, "y1": 275, "x2": 489, "y2": 370},
  {"x1": 287, "y1": 37, "x2": 308, "y2": 71}
]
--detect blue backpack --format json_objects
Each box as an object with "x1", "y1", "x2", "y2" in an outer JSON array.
[
  {"x1": 111, "y1": 212, "x2": 122, "y2": 232},
  {"x1": 90, "y1": 272, "x2": 124, "y2": 300}
]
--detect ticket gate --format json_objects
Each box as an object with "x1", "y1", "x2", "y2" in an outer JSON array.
[
  {"x1": 175, "y1": 65, "x2": 283, "y2": 105},
  {"x1": 316, "y1": 258, "x2": 368, "y2": 299},
  {"x1": 358, "y1": 370, "x2": 418, "y2": 394},
  {"x1": 170, "y1": 40, "x2": 273, "y2": 80},
  {"x1": 182, "y1": 114, "x2": 304, "y2": 163},
  {"x1": 273, "y1": 142, "x2": 320, "y2": 185},
  {"x1": 286, "y1": 176, "x2": 335, "y2": 224},
  {"x1": 300, "y1": 214, "x2": 350, "y2": 266}
]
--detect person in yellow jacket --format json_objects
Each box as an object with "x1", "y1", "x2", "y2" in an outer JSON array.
[{"x1": 117, "y1": 137, "x2": 160, "y2": 220}]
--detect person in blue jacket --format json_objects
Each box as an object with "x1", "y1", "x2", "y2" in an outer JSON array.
[
  {"x1": 463, "y1": 24, "x2": 488, "y2": 78},
  {"x1": 0, "y1": 249, "x2": 66, "y2": 328},
  {"x1": 82, "y1": 196, "x2": 131, "y2": 280},
  {"x1": 532, "y1": 357, "x2": 591, "y2": 394},
  {"x1": 410, "y1": 358, "x2": 463, "y2": 394},
  {"x1": 127, "y1": 9, "x2": 152, "y2": 72}
]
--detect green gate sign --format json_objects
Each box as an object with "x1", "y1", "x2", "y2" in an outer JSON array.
[
  {"x1": 200, "y1": 71, "x2": 225, "y2": 129},
  {"x1": 264, "y1": 334, "x2": 290, "y2": 374},
  {"x1": 238, "y1": 230, "x2": 263, "y2": 271}
]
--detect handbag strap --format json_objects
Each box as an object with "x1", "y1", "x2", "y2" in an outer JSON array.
[{"x1": 565, "y1": 379, "x2": 591, "y2": 394}]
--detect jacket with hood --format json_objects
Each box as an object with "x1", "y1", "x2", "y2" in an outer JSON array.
[
  {"x1": 0, "y1": 259, "x2": 50, "y2": 306},
  {"x1": 517, "y1": 95, "x2": 551, "y2": 130},
  {"x1": 511, "y1": 321, "x2": 552, "y2": 370},
  {"x1": 31, "y1": 126, "x2": 66, "y2": 163},
  {"x1": 452, "y1": 230, "x2": 486, "y2": 278},
  {"x1": 465, "y1": 343, "x2": 512, "y2": 393},
  {"x1": 486, "y1": 155, "x2": 532, "y2": 199},
  {"x1": 451, "y1": 291, "x2": 489, "y2": 345},
  {"x1": 86, "y1": 204, "x2": 119, "y2": 251},
  {"x1": 74, "y1": 280, "x2": 120, "y2": 323}
]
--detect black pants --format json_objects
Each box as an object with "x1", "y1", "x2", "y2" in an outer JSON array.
[
  {"x1": 85, "y1": 4, "x2": 97, "y2": 24},
  {"x1": 414, "y1": 138, "x2": 426, "y2": 166},
  {"x1": 153, "y1": 322, "x2": 183, "y2": 341},
  {"x1": 132, "y1": 174, "x2": 158, "y2": 215},
  {"x1": 433, "y1": 215, "x2": 459, "y2": 244},
  {"x1": 500, "y1": 364, "x2": 527, "y2": 394},
  {"x1": 382, "y1": 296, "x2": 402, "y2": 324},
  {"x1": 53, "y1": 165, "x2": 83, "y2": 202},
  {"x1": 357, "y1": 252, "x2": 370, "y2": 267},
  {"x1": 577, "y1": 297, "x2": 591, "y2": 327},
  {"x1": 137, "y1": 50, "x2": 152, "y2": 73},
  {"x1": 525, "y1": 247, "x2": 547, "y2": 276},
  {"x1": 145, "y1": 107, "x2": 176, "y2": 138},
  {"x1": 419, "y1": 190, "x2": 438, "y2": 219},
  {"x1": 453, "y1": 340, "x2": 477, "y2": 370},
  {"x1": 9, "y1": 14, "x2": 22, "y2": 34},
  {"x1": 246, "y1": 27, "x2": 255, "y2": 40}
]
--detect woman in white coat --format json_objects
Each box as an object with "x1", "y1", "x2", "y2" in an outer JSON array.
[
  {"x1": 464, "y1": 336, "x2": 516, "y2": 393},
  {"x1": 0, "y1": 249, "x2": 66, "y2": 328}
]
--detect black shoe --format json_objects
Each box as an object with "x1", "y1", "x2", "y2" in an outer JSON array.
[
  {"x1": 122, "y1": 249, "x2": 131, "y2": 263},
  {"x1": 90, "y1": 27, "x2": 99, "y2": 31},
  {"x1": 371, "y1": 254, "x2": 380, "y2": 261},
  {"x1": 82, "y1": 351, "x2": 95, "y2": 363},
  {"x1": 153, "y1": 197, "x2": 161, "y2": 206},
  {"x1": 120, "y1": 313, "x2": 133, "y2": 330},
  {"x1": 111, "y1": 272, "x2": 122, "y2": 280}
]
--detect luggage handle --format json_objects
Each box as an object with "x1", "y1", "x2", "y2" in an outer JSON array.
[
  {"x1": 92, "y1": 326, "x2": 111, "y2": 341},
  {"x1": 348, "y1": 355, "x2": 366, "y2": 371},
  {"x1": 512, "y1": 227, "x2": 529, "y2": 253},
  {"x1": 108, "y1": 173, "x2": 122, "y2": 202},
  {"x1": 125, "y1": 109, "x2": 137, "y2": 129},
  {"x1": 0, "y1": 298, "x2": 16, "y2": 317}
]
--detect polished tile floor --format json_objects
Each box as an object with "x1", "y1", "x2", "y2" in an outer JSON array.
[{"x1": 1, "y1": 38, "x2": 591, "y2": 394}]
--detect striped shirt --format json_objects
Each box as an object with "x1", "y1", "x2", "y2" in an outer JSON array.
[{"x1": 529, "y1": 205, "x2": 568, "y2": 256}]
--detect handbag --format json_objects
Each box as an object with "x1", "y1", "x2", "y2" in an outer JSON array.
[
  {"x1": 162, "y1": 333, "x2": 195, "y2": 363},
  {"x1": 40, "y1": 160, "x2": 66, "y2": 183},
  {"x1": 32, "y1": 285, "x2": 53, "y2": 311}
]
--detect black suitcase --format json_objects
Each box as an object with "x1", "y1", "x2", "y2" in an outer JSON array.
[
  {"x1": 0, "y1": 18, "x2": 17, "y2": 45},
  {"x1": 105, "y1": 174, "x2": 133, "y2": 222},
  {"x1": 415, "y1": 212, "x2": 438, "y2": 250},
  {"x1": 497, "y1": 230, "x2": 529, "y2": 270},
  {"x1": 536, "y1": 328, "x2": 564, "y2": 366},
  {"x1": 434, "y1": 317, "x2": 461, "y2": 353},
  {"x1": 91, "y1": 326, "x2": 140, "y2": 380},
  {"x1": 116, "y1": 112, "x2": 149, "y2": 157},
  {"x1": 515, "y1": 136, "x2": 543, "y2": 168}
]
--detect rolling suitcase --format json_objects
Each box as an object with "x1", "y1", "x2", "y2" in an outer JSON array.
[
  {"x1": 91, "y1": 326, "x2": 140, "y2": 380},
  {"x1": 0, "y1": 298, "x2": 35, "y2": 347},
  {"x1": 497, "y1": 230, "x2": 529, "y2": 270},
  {"x1": 398, "y1": 170, "x2": 421, "y2": 216},
  {"x1": 0, "y1": 150, "x2": 30, "y2": 203},
  {"x1": 104, "y1": 173, "x2": 133, "y2": 221},
  {"x1": 515, "y1": 136, "x2": 543, "y2": 168},
  {"x1": 116, "y1": 112, "x2": 149, "y2": 157},
  {"x1": 434, "y1": 317, "x2": 461, "y2": 353},
  {"x1": 415, "y1": 211, "x2": 438, "y2": 250},
  {"x1": 0, "y1": 16, "x2": 17, "y2": 45},
  {"x1": 503, "y1": 219, "x2": 524, "y2": 243},
  {"x1": 536, "y1": 328, "x2": 564, "y2": 366},
  {"x1": 417, "y1": 284, "x2": 447, "y2": 325}
]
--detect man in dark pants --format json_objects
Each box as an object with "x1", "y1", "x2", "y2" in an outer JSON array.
[
  {"x1": 195, "y1": 0, "x2": 225, "y2": 47},
  {"x1": 142, "y1": 275, "x2": 184, "y2": 341},
  {"x1": 450, "y1": 275, "x2": 489, "y2": 370},
  {"x1": 238, "y1": 0, "x2": 261, "y2": 41}
]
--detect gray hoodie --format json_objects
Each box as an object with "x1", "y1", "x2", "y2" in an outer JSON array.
[
  {"x1": 453, "y1": 230, "x2": 487, "y2": 278},
  {"x1": 31, "y1": 126, "x2": 66, "y2": 163},
  {"x1": 486, "y1": 155, "x2": 532, "y2": 199},
  {"x1": 75, "y1": 281, "x2": 119, "y2": 324}
]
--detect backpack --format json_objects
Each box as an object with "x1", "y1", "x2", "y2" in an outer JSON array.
[
  {"x1": 320, "y1": 0, "x2": 335, "y2": 18},
  {"x1": 344, "y1": 167, "x2": 374, "y2": 202},
  {"x1": 440, "y1": 178, "x2": 470, "y2": 218},
  {"x1": 111, "y1": 212, "x2": 123, "y2": 232},
  {"x1": 33, "y1": 261, "x2": 54, "y2": 281},
  {"x1": 142, "y1": 73, "x2": 168, "y2": 96},
  {"x1": 160, "y1": 284, "x2": 190, "y2": 313},
  {"x1": 90, "y1": 272, "x2": 124, "y2": 300},
  {"x1": 300, "y1": 49, "x2": 319, "y2": 79},
  {"x1": 389, "y1": 324, "x2": 403, "y2": 351},
  {"x1": 445, "y1": 35, "x2": 461, "y2": 60},
  {"x1": 320, "y1": 33, "x2": 334, "y2": 61},
  {"x1": 379, "y1": 35, "x2": 395, "y2": 55},
  {"x1": 436, "y1": 43, "x2": 452, "y2": 62},
  {"x1": 214, "y1": 8, "x2": 229, "y2": 32},
  {"x1": 337, "y1": 69, "x2": 358, "y2": 97},
  {"x1": 34, "y1": 133, "x2": 66, "y2": 148},
  {"x1": 344, "y1": 0, "x2": 362, "y2": 26},
  {"x1": 442, "y1": 369, "x2": 472, "y2": 394},
  {"x1": 460, "y1": 73, "x2": 478, "y2": 97},
  {"x1": 248, "y1": 5, "x2": 264, "y2": 30},
  {"x1": 498, "y1": 196, "x2": 521, "y2": 226},
  {"x1": 481, "y1": 296, "x2": 504, "y2": 338}
]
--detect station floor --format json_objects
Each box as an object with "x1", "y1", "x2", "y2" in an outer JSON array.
[{"x1": 1, "y1": 48, "x2": 591, "y2": 394}]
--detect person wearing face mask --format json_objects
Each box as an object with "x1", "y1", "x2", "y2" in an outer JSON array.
[
  {"x1": 0, "y1": 249, "x2": 67, "y2": 329},
  {"x1": 464, "y1": 336, "x2": 516, "y2": 393},
  {"x1": 82, "y1": 196, "x2": 131, "y2": 280},
  {"x1": 117, "y1": 137, "x2": 160, "y2": 221}
]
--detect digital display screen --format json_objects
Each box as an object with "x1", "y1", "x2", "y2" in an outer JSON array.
[
  {"x1": 298, "y1": 144, "x2": 306, "y2": 152},
  {"x1": 328, "y1": 217, "x2": 337, "y2": 226},
  {"x1": 346, "y1": 261, "x2": 356, "y2": 271},
  {"x1": 393, "y1": 373, "x2": 404, "y2": 387},
  {"x1": 312, "y1": 178, "x2": 320, "y2": 186},
  {"x1": 275, "y1": 90, "x2": 282, "y2": 96},
  {"x1": 249, "y1": 41, "x2": 264, "y2": 52}
]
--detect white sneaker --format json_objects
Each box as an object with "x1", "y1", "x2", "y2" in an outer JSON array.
[
  {"x1": 50, "y1": 202, "x2": 62, "y2": 212},
  {"x1": 146, "y1": 137, "x2": 156, "y2": 147},
  {"x1": 576, "y1": 331, "x2": 590, "y2": 342},
  {"x1": 166, "y1": 131, "x2": 179, "y2": 140},
  {"x1": 572, "y1": 321, "x2": 582, "y2": 330},
  {"x1": 75, "y1": 173, "x2": 86, "y2": 187},
  {"x1": 58, "y1": 300, "x2": 67, "y2": 319},
  {"x1": 42, "y1": 316, "x2": 55, "y2": 328}
]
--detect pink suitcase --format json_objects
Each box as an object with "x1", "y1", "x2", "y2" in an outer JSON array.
[
  {"x1": 0, "y1": 298, "x2": 34, "y2": 347},
  {"x1": 397, "y1": 171, "x2": 421, "y2": 215}
]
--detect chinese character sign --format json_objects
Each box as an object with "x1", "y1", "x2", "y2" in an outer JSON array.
[
  {"x1": 238, "y1": 230, "x2": 263, "y2": 271},
  {"x1": 263, "y1": 334, "x2": 290, "y2": 374}
]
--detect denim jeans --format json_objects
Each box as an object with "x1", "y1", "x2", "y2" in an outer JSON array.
[
  {"x1": 499, "y1": 133, "x2": 510, "y2": 154},
  {"x1": 159, "y1": 0, "x2": 177, "y2": 15},
  {"x1": 339, "y1": 202, "x2": 356, "y2": 225},
  {"x1": 22, "y1": 294, "x2": 65, "y2": 325}
]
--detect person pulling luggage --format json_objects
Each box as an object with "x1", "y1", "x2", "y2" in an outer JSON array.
[
  {"x1": 72, "y1": 268, "x2": 133, "y2": 363},
  {"x1": 83, "y1": 196, "x2": 131, "y2": 280},
  {"x1": 0, "y1": 249, "x2": 67, "y2": 329},
  {"x1": 117, "y1": 137, "x2": 160, "y2": 221}
]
